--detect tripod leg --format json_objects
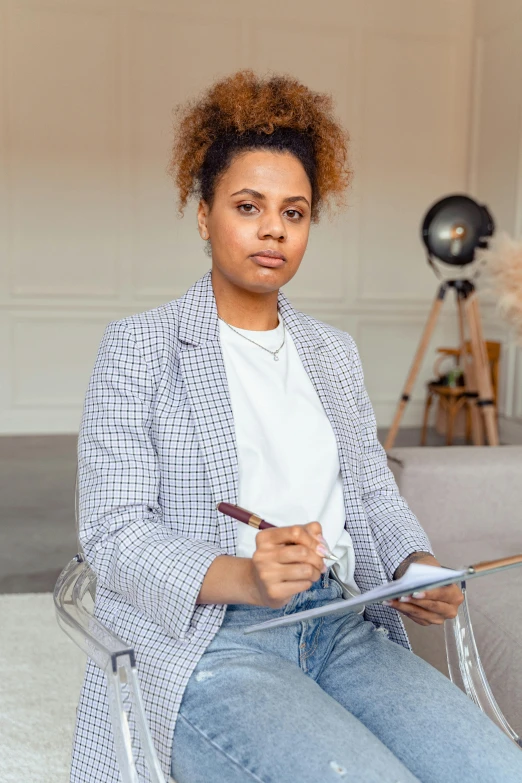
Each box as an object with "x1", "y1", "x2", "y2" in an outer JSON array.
[
  {"x1": 465, "y1": 294, "x2": 499, "y2": 446},
  {"x1": 384, "y1": 287, "x2": 446, "y2": 450},
  {"x1": 461, "y1": 336, "x2": 484, "y2": 445},
  {"x1": 457, "y1": 296, "x2": 466, "y2": 367}
]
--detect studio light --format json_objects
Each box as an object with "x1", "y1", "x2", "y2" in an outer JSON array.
[
  {"x1": 384, "y1": 194, "x2": 499, "y2": 450},
  {"x1": 422, "y1": 194, "x2": 495, "y2": 270}
]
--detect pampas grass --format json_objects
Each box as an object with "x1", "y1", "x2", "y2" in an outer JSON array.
[{"x1": 479, "y1": 232, "x2": 522, "y2": 343}]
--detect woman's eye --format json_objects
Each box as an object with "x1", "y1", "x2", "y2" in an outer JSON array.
[
  {"x1": 285, "y1": 209, "x2": 303, "y2": 220},
  {"x1": 237, "y1": 203, "x2": 303, "y2": 220}
]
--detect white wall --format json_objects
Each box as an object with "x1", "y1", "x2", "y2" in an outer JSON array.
[
  {"x1": 0, "y1": 0, "x2": 477, "y2": 433},
  {"x1": 471, "y1": 0, "x2": 522, "y2": 440}
]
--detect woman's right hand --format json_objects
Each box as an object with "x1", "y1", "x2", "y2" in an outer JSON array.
[{"x1": 249, "y1": 521, "x2": 328, "y2": 608}]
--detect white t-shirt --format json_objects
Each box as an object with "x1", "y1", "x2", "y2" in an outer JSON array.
[{"x1": 218, "y1": 311, "x2": 358, "y2": 594}]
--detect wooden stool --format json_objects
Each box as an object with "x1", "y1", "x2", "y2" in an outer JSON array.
[
  {"x1": 421, "y1": 384, "x2": 471, "y2": 446},
  {"x1": 421, "y1": 340, "x2": 501, "y2": 446}
]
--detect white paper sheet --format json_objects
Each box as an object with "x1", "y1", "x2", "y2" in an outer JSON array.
[{"x1": 243, "y1": 562, "x2": 468, "y2": 634}]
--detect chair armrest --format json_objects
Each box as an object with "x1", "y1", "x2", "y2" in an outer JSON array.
[
  {"x1": 444, "y1": 580, "x2": 521, "y2": 748},
  {"x1": 54, "y1": 554, "x2": 132, "y2": 671},
  {"x1": 54, "y1": 555, "x2": 171, "y2": 783}
]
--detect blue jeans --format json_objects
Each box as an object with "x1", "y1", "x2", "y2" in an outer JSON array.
[{"x1": 171, "y1": 569, "x2": 522, "y2": 783}]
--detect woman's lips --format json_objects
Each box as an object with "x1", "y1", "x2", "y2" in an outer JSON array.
[{"x1": 250, "y1": 255, "x2": 285, "y2": 268}]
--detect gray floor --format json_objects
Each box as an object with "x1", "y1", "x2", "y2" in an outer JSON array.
[
  {"x1": 0, "y1": 427, "x2": 465, "y2": 594},
  {"x1": 0, "y1": 435, "x2": 79, "y2": 593}
]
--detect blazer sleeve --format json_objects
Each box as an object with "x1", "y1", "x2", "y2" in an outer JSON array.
[
  {"x1": 347, "y1": 335, "x2": 434, "y2": 580},
  {"x1": 78, "y1": 320, "x2": 225, "y2": 641}
]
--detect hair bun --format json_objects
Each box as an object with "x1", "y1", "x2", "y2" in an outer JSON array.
[{"x1": 169, "y1": 69, "x2": 352, "y2": 222}]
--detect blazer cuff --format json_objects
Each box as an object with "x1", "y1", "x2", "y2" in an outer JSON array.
[
  {"x1": 381, "y1": 534, "x2": 435, "y2": 583},
  {"x1": 163, "y1": 538, "x2": 226, "y2": 641}
]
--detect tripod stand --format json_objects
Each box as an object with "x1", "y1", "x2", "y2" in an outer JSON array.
[{"x1": 384, "y1": 280, "x2": 499, "y2": 450}]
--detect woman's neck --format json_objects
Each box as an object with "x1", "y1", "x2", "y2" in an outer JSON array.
[{"x1": 211, "y1": 271, "x2": 279, "y2": 331}]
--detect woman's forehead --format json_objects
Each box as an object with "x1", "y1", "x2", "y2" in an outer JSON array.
[{"x1": 218, "y1": 149, "x2": 311, "y2": 195}]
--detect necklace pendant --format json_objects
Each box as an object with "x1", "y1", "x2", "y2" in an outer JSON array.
[{"x1": 274, "y1": 353, "x2": 279, "y2": 361}]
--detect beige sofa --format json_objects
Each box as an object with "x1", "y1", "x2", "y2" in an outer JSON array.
[{"x1": 387, "y1": 446, "x2": 522, "y2": 734}]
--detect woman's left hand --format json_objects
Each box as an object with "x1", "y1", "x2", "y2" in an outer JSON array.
[{"x1": 385, "y1": 554, "x2": 464, "y2": 626}]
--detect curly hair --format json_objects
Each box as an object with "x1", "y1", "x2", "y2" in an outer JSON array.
[{"x1": 168, "y1": 70, "x2": 352, "y2": 224}]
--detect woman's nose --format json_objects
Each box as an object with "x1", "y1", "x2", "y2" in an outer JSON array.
[{"x1": 258, "y1": 211, "x2": 286, "y2": 240}]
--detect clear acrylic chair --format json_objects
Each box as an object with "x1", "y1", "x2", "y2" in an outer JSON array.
[
  {"x1": 54, "y1": 556, "x2": 521, "y2": 783},
  {"x1": 54, "y1": 554, "x2": 169, "y2": 783},
  {"x1": 444, "y1": 580, "x2": 521, "y2": 747}
]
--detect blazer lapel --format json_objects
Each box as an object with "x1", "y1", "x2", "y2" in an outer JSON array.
[{"x1": 178, "y1": 272, "x2": 238, "y2": 553}]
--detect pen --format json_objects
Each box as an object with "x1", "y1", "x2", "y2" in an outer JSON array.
[{"x1": 216, "y1": 501, "x2": 340, "y2": 562}]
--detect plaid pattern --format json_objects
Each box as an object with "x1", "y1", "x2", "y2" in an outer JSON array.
[{"x1": 70, "y1": 269, "x2": 433, "y2": 783}]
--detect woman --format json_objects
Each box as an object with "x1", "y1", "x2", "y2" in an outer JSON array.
[{"x1": 72, "y1": 71, "x2": 522, "y2": 783}]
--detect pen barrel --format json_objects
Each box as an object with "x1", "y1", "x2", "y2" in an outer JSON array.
[
  {"x1": 216, "y1": 502, "x2": 274, "y2": 530},
  {"x1": 239, "y1": 513, "x2": 273, "y2": 530}
]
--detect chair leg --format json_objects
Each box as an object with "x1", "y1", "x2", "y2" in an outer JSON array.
[
  {"x1": 446, "y1": 401, "x2": 455, "y2": 446},
  {"x1": 421, "y1": 392, "x2": 433, "y2": 446}
]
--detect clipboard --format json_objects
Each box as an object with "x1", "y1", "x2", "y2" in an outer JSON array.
[{"x1": 243, "y1": 554, "x2": 522, "y2": 634}]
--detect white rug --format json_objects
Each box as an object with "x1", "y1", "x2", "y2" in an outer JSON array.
[{"x1": 0, "y1": 593, "x2": 86, "y2": 783}]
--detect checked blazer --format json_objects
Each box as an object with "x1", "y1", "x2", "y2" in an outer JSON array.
[{"x1": 71, "y1": 269, "x2": 433, "y2": 783}]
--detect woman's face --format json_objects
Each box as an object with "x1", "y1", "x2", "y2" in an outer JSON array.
[{"x1": 197, "y1": 149, "x2": 312, "y2": 296}]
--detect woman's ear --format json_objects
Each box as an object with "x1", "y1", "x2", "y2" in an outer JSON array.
[{"x1": 197, "y1": 199, "x2": 210, "y2": 240}]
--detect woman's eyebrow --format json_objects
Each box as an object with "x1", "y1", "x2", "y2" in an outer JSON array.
[{"x1": 230, "y1": 188, "x2": 310, "y2": 207}]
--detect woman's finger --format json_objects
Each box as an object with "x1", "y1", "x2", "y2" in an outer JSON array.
[
  {"x1": 384, "y1": 599, "x2": 446, "y2": 625},
  {"x1": 421, "y1": 584, "x2": 464, "y2": 605},
  {"x1": 276, "y1": 562, "x2": 323, "y2": 583},
  {"x1": 277, "y1": 543, "x2": 325, "y2": 572},
  {"x1": 257, "y1": 523, "x2": 323, "y2": 555},
  {"x1": 396, "y1": 597, "x2": 459, "y2": 619}
]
